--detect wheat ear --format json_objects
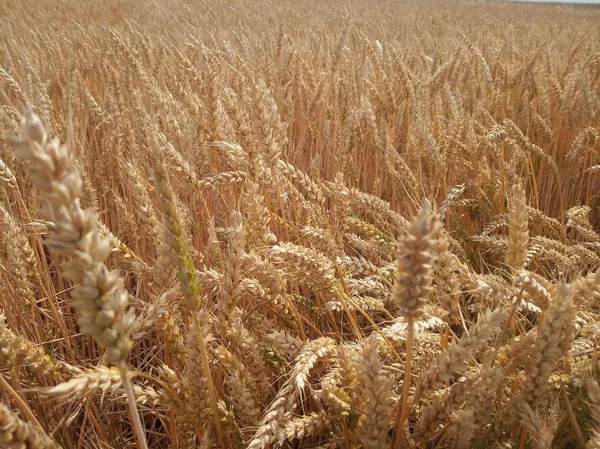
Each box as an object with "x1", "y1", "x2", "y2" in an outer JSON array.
[
  {"x1": 391, "y1": 200, "x2": 440, "y2": 448},
  {"x1": 11, "y1": 110, "x2": 148, "y2": 449},
  {"x1": 0, "y1": 404, "x2": 60, "y2": 449}
]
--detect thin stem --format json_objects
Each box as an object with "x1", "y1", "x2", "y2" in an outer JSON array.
[
  {"x1": 118, "y1": 364, "x2": 149, "y2": 449},
  {"x1": 195, "y1": 315, "x2": 226, "y2": 449},
  {"x1": 400, "y1": 320, "x2": 415, "y2": 425},
  {"x1": 390, "y1": 318, "x2": 415, "y2": 449},
  {"x1": 0, "y1": 374, "x2": 43, "y2": 429},
  {"x1": 561, "y1": 385, "x2": 586, "y2": 447},
  {"x1": 76, "y1": 406, "x2": 90, "y2": 449},
  {"x1": 519, "y1": 425, "x2": 527, "y2": 449}
]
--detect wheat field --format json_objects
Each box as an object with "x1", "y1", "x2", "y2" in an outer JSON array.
[{"x1": 1, "y1": 0, "x2": 600, "y2": 448}]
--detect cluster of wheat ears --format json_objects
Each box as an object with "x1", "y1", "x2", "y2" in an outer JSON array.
[{"x1": 0, "y1": 0, "x2": 600, "y2": 448}]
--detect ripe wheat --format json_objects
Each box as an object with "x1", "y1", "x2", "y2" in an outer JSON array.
[{"x1": 1, "y1": 0, "x2": 600, "y2": 448}]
